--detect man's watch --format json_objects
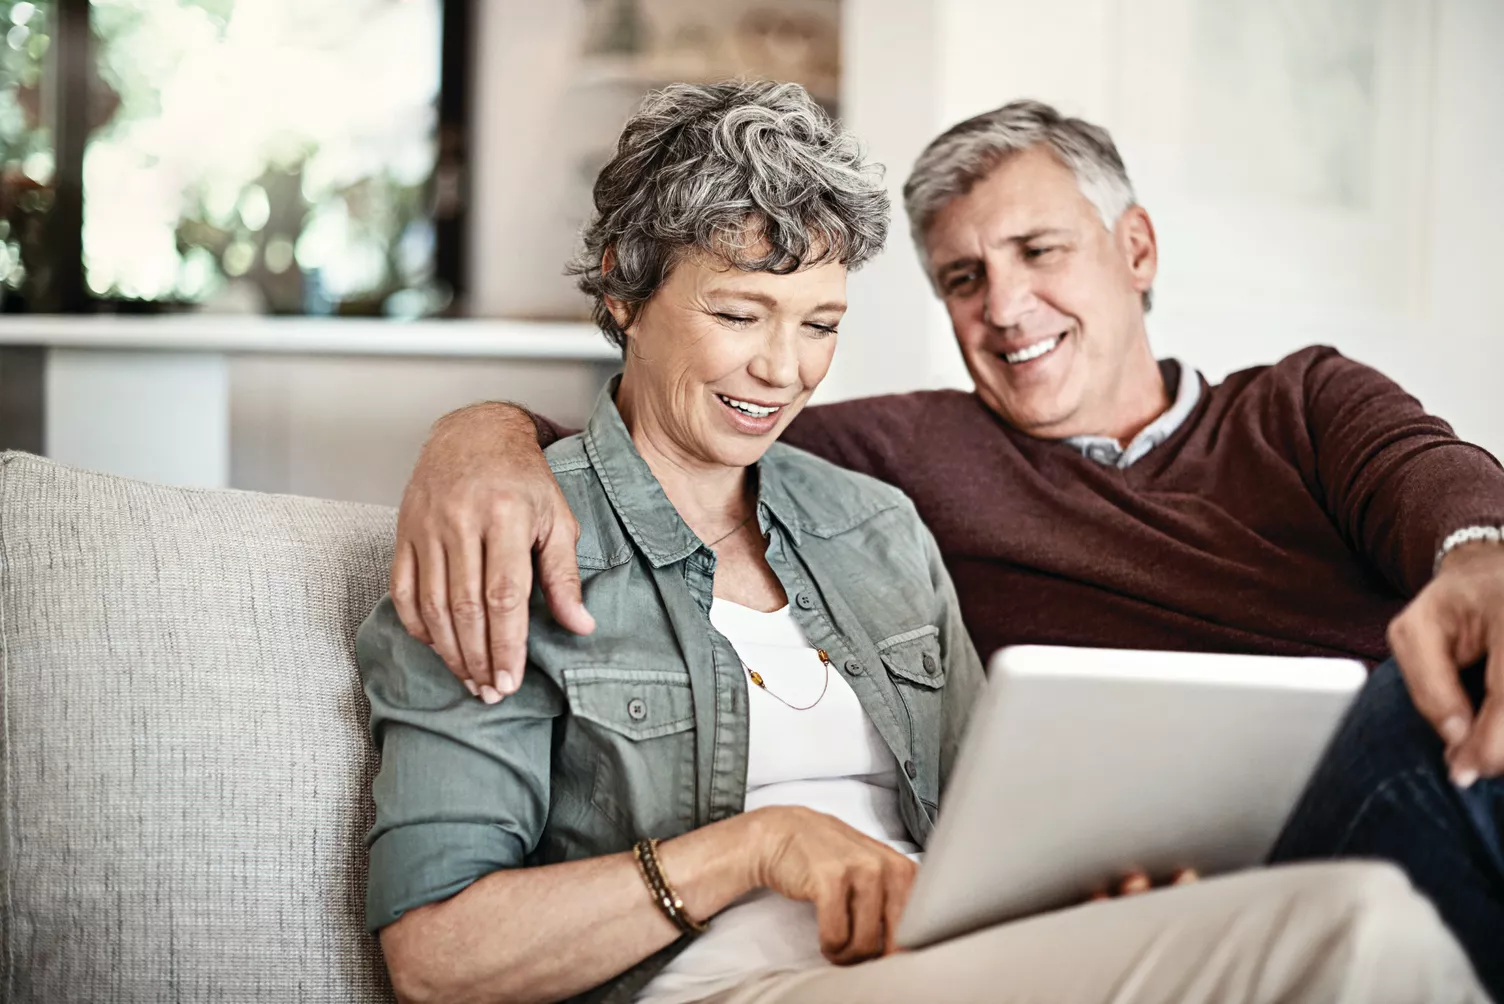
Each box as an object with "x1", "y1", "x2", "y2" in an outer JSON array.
[{"x1": 1434, "y1": 525, "x2": 1504, "y2": 576}]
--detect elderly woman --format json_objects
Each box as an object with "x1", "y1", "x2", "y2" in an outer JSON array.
[{"x1": 357, "y1": 82, "x2": 1485, "y2": 1004}]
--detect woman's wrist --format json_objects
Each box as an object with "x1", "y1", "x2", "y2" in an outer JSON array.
[{"x1": 654, "y1": 811, "x2": 779, "y2": 922}]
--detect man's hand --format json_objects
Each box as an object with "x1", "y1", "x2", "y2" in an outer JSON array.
[
  {"x1": 1388, "y1": 541, "x2": 1504, "y2": 786},
  {"x1": 390, "y1": 403, "x2": 594, "y2": 703}
]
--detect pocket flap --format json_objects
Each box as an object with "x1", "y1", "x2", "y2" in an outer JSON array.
[
  {"x1": 563, "y1": 667, "x2": 695, "y2": 741},
  {"x1": 876, "y1": 627, "x2": 945, "y2": 689}
]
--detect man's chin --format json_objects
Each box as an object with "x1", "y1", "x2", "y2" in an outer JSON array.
[{"x1": 977, "y1": 387, "x2": 1080, "y2": 439}]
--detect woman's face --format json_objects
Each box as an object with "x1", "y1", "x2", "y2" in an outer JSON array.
[{"x1": 615, "y1": 252, "x2": 847, "y2": 471}]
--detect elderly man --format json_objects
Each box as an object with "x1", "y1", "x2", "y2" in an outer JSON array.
[{"x1": 391, "y1": 100, "x2": 1504, "y2": 993}]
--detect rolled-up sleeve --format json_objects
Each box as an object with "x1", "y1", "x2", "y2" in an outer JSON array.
[{"x1": 356, "y1": 597, "x2": 563, "y2": 931}]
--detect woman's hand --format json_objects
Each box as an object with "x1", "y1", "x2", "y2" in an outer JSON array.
[
  {"x1": 390, "y1": 403, "x2": 594, "y2": 702},
  {"x1": 747, "y1": 806, "x2": 918, "y2": 965}
]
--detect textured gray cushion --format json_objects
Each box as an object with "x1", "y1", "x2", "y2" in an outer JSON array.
[{"x1": 0, "y1": 451, "x2": 397, "y2": 1002}]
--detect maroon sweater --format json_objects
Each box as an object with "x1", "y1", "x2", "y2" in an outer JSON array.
[{"x1": 541, "y1": 347, "x2": 1504, "y2": 664}]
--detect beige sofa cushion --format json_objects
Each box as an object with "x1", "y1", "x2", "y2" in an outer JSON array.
[{"x1": 0, "y1": 452, "x2": 396, "y2": 1002}]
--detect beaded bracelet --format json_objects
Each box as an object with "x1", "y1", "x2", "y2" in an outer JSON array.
[
  {"x1": 1434, "y1": 525, "x2": 1504, "y2": 576},
  {"x1": 632, "y1": 838, "x2": 709, "y2": 937}
]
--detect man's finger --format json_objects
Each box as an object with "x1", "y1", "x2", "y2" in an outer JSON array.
[
  {"x1": 1171, "y1": 867, "x2": 1200, "y2": 886},
  {"x1": 416, "y1": 540, "x2": 468, "y2": 686},
  {"x1": 537, "y1": 510, "x2": 596, "y2": 637},
  {"x1": 1118, "y1": 871, "x2": 1151, "y2": 896},
  {"x1": 390, "y1": 541, "x2": 432, "y2": 644},
  {"x1": 484, "y1": 517, "x2": 538, "y2": 696},
  {"x1": 1450, "y1": 648, "x2": 1504, "y2": 784},
  {"x1": 1389, "y1": 610, "x2": 1475, "y2": 748},
  {"x1": 446, "y1": 526, "x2": 493, "y2": 694}
]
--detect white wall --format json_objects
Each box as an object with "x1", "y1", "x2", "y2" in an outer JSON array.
[
  {"x1": 833, "y1": 0, "x2": 1504, "y2": 459},
  {"x1": 230, "y1": 356, "x2": 606, "y2": 505}
]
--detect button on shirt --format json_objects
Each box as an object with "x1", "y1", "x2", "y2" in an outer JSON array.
[{"x1": 357, "y1": 378, "x2": 984, "y2": 1004}]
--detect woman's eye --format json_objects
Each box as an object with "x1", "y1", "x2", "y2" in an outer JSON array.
[
  {"x1": 716, "y1": 313, "x2": 755, "y2": 325},
  {"x1": 806, "y1": 323, "x2": 838, "y2": 337},
  {"x1": 1024, "y1": 246, "x2": 1058, "y2": 260}
]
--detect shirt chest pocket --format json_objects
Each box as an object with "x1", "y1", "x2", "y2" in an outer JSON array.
[
  {"x1": 562, "y1": 667, "x2": 698, "y2": 838},
  {"x1": 876, "y1": 627, "x2": 946, "y2": 805}
]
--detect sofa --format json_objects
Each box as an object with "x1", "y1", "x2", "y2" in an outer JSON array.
[{"x1": 0, "y1": 451, "x2": 398, "y2": 1002}]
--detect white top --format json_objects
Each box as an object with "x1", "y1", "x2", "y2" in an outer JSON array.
[{"x1": 635, "y1": 600, "x2": 918, "y2": 1004}]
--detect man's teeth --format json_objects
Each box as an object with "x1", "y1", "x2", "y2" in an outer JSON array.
[
  {"x1": 719, "y1": 395, "x2": 781, "y2": 418},
  {"x1": 1004, "y1": 336, "x2": 1062, "y2": 365}
]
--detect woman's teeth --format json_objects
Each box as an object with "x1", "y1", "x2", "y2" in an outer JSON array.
[
  {"x1": 719, "y1": 394, "x2": 781, "y2": 418},
  {"x1": 1004, "y1": 335, "x2": 1062, "y2": 365}
]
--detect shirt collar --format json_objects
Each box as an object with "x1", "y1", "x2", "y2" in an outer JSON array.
[
  {"x1": 581, "y1": 376, "x2": 804, "y2": 568},
  {"x1": 1063, "y1": 358, "x2": 1203, "y2": 469}
]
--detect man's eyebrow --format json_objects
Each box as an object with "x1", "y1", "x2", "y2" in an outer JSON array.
[
  {"x1": 934, "y1": 227, "x2": 1076, "y2": 279},
  {"x1": 1006, "y1": 227, "x2": 1073, "y2": 244}
]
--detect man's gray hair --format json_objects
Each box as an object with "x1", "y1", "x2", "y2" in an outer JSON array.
[
  {"x1": 570, "y1": 80, "x2": 890, "y2": 347},
  {"x1": 903, "y1": 99, "x2": 1149, "y2": 309}
]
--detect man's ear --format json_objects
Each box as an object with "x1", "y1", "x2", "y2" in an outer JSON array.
[{"x1": 1115, "y1": 205, "x2": 1158, "y2": 300}]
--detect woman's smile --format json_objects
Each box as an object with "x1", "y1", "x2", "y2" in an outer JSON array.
[{"x1": 715, "y1": 391, "x2": 790, "y2": 435}]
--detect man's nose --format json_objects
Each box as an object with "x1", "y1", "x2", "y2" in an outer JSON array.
[{"x1": 983, "y1": 271, "x2": 1038, "y2": 330}]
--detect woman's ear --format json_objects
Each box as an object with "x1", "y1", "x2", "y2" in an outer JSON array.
[
  {"x1": 600, "y1": 245, "x2": 632, "y2": 333},
  {"x1": 604, "y1": 296, "x2": 632, "y2": 333}
]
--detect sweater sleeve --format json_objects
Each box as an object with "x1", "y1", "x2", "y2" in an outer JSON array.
[
  {"x1": 530, "y1": 412, "x2": 578, "y2": 449},
  {"x1": 1299, "y1": 346, "x2": 1504, "y2": 595},
  {"x1": 781, "y1": 394, "x2": 930, "y2": 487}
]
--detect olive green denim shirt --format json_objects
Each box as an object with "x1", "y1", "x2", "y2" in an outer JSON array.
[{"x1": 358, "y1": 380, "x2": 984, "y2": 1002}]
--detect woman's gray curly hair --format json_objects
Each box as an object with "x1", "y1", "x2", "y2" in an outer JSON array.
[{"x1": 569, "y1": 80, "x2": 890, "y2": 347}]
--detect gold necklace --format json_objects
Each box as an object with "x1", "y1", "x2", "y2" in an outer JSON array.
[
  {"x1": 742, "y1": 648, "x2": 832, "y2": 711},
  {"x1": 706, "y1": 512, "x2": 755, "y2": 548}
]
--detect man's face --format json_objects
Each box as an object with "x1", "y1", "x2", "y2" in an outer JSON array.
[{"x1": 923, "y1": 146, "x2": 1158, "y2": 440}]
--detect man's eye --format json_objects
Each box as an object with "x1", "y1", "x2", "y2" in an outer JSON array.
[
  {"x1": 1024, "y1": 246, "x2": 1059, "y2": 260},
  {"x1": 716, "y1": 313, "x2": 755, "y2": 325},
  {"x1": 944, "y1": 273, "x2": 980, "y2": 295},
  {"x1": 806, "y1": 322, "x2": 838, "y2": 337}
]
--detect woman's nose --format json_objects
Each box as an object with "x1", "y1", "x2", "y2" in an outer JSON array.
[{"x1": 749, "y1": 328, "x2": 800, "y2": 387}]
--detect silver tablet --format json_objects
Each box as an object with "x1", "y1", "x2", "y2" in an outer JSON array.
[{"x1": 896, "y1": 645, "x2": 1365, "y2": 950}]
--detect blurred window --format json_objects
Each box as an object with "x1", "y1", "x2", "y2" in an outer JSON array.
[
  {"x1": 0, "y1": 0, "x2": 459, "y2": 316},
  {"x1": 0, "y1": 2, "x2": 57, "y2": 304}
]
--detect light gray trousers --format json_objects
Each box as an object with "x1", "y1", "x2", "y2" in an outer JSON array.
[{"x1": 701, "y1": 862, "x2": 1490, "y2": 1004}]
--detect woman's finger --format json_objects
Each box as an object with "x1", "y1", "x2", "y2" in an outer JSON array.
[
  {"x1": 882, "y1": 859, "x2": 916, "y2": 956},
  {"x1": 813, "y1": 875, "x2": 853, "y2": 961},
  {"x1": 830, "y1": 870, "x2": 884, "y2": 965},
  {"x1": 1118, "y1": 871, "x2": 1152, "y2": 896}
]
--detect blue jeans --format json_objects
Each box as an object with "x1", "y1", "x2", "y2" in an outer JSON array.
[{"x1": 1271, "y1": 658, "x2": 1504, "y2": 999}]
